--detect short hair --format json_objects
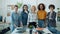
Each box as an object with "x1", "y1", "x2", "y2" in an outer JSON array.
[
  {"x1": 49, "y1": 4, "x2": 55, "y2": 9},
  {"x1": 38, "y1": 3, "x2": 45, "y2": 10},
  {"x1": 14, "y1": 5, "x2": 18, "y2": 8}
]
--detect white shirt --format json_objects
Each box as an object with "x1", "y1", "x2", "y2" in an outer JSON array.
[
  {"x1": 28, "y1": 12, "x2": 38, "y2": 24},
  {"x1": 6, "y1": 16, "x2": 11, "y2": 23},
  {"x1": 25, "y1": 11, "x2": 28, "y2": 14},
  {"x1": 49, "y1": 11, "x2": 53, "y2": 19}
]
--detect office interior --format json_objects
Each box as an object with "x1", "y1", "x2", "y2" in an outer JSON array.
[{"x1": 0, "y1": 0, "x2": 60, "y2": 34}]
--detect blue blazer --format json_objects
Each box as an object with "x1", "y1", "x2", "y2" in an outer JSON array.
[
  {"x1": 47, "y1": 11, "x2": 56, "y2": 27},
  {"x1": 20, "y1": 11, "x2": 29, "y2": 26}
]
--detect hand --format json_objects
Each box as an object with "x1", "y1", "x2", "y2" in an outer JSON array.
[
  {"x1": 46, "y1": 16, "x2": 48, "y2": 18},
  {"x1": 14, "y1": 24, "x2": 18, "y2": 28},
  {"x1": 6, "y1": 22, "x2": 10, "y2": 24},
  {"x1": 27, "y1": 22, "x2": 29, "y2": 27},
  {"x1": 49, "y1": 18, "x2": 52, "y2": 19},
  {"x1": 20, "y1": 22, "x2": 23, "y2": 27}
]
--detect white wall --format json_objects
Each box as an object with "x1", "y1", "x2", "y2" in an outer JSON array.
[
  {"x1": 0, "y1": 0, "x2": 3, "y2": 16},
  {"x1": 0, "y1": 0, "x2": 60, "y2": 17}
]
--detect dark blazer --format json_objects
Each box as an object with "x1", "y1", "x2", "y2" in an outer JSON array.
[
  {"x1": 20, "y1": 11, "x2": 29, "y2": 26},
  {"x1": 47, "y1": 11, "x2": 56, "y2": 27}
]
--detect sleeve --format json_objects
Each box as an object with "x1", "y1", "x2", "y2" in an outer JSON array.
[
  {"x1": 18, "y1": 13, "x2": 21, "y2": 23},
  {"x1": 6, "y1": 16, "x2": 11, "y2": 23},
  {"x1": 27, "y1": 13, "x2": 30, "y2": 25},
  {"x1": 45, "y1": 11, "x2": 47, "y2": 19},
  {"x1": 47, "y1": 12, "x2": 49, "y2": 19},
  {"x1": 35, "y1": 12, "x2": 38, "y2": 24},
  {"x1": 11, "y1": 13, "x2": 15, "y2": 25},
  {"x1": 37, "y1": 11, "x2": 38, "y2": 17},
  {"x1": 20, "y1": 12, "x2": 23, "y2": 22},
  {"x1": 11, "y1": 13, "x2": 14, "y2": 22}
]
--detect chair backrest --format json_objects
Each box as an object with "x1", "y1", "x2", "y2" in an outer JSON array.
[{"x1": 0, "y1": 16, "x2": 2, "y2": 22}]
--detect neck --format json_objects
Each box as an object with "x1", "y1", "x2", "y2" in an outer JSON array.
[
  {"x1": 50, "y1": 10, "x2": 53, "y2": 12},
  {"x1": 25, "y1": 10, "x2": 27, "y2": 11},
  {"x1": 15, "y1": 10, "x2": 18, "y2": 12},
  {"x1": 32, "y1": 12, "x2": 36, "y2": 13},
  {"x1": 50, "y1": 10, "x2": 53, "y2": 11},
  {"x1": 33, "y1": 11, "x2": 35, "y2": 13},
  {"x1": 40, "y1": 10, "x2": 44, "y2": 11}
]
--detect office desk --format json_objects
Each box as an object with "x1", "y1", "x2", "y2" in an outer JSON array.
[
  {"x1": 11, "y1": 27, "x2": 52, "y2": 34},
  {"x1": 0, "y1": 22, "x2": 10, "y2": 31}
]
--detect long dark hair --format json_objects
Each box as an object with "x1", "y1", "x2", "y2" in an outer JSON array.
[{"x1": 23, "y1": 5, "x2": 28, "y2": 11}]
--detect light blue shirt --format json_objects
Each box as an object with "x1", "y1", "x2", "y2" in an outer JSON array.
[{"x1": 11, "y1": 12, "x2": 20, "y2": 26}]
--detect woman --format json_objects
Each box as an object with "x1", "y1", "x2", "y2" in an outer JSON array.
[
  {"x1": 37, "y1": 3, "x2": 47, "y2": 28},
  {"x1": 47, "y1": 4, "x2": 56, "y2": 27},
  {"x1": 20, "y1": 5, "x2": 29, "y2": 32},
  {"x1": 28, "y1": 6, "x2": 37, "y2": 34},
  {"x1": 37, "y1": 3, "x2": 47, "y2": 34},
  {"x1": 47, "y1": 4, "x2": 57, "y2": 34},
  {"x1": 28, "y1": 6, "x2": 37, "y2": 28},
  {"x1": 11, "y1": 5, "x2": 20, "y2": 32},
  {"x1": 21, "y1": 5, "x2": 29, "y2": 26}
]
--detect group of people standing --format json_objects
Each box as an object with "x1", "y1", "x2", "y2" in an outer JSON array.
[{"x1": 10, "y1": 3, "x2": 57, "y2": 34}]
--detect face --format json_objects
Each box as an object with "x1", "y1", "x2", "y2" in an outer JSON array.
[
  {"x1": 14, "y1": 7, "x2": 18, "y2": 12},
  {"x1": 24, "y1": 6, "x2": 28, "y2": 11},
  {"x1": 50, "y1": 7, "x2": 54, "y2": 11},
  {"x1": 40, "y1": 5, "x2": 43, "y2": 10},
  {"x1": 31, "y1": 6, "x2": 36, "y2": 12},
  {"x1": 7, "y1": 13, "x2": 10, "y2": 16}
]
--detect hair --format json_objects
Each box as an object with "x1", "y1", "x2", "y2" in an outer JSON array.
[
  {"x1": 38, "y1": 3, "x2": 45, "y2": 10},
  {"x1": 14, "y1": 5, "x2": 18, "y2": 8},
  {"x1": 31, "y1": 5, "x2": 36, "y2": 11},
  {"x1": 23, "y1": 5, "x2": 28, "y2": 11},
  {"x1": 49, "y1": 4, "x2": 55, "y2": 9}
]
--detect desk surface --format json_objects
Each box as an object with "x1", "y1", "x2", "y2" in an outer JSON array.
[
  {"x1": 0, "y1": 22, "x2": 10, "y2": 31},
  {"x1": 11, "y1": 27, "x2": 52, "y2": 34}
]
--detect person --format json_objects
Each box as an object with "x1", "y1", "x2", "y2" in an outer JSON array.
[
  {"x1": 6, "y1": 12, "x2": 11, "y2": 23},
  {"x1": 11, "y1": 5, "x2": 20, "y2": 32},
  {"x1": 47, "y1": 4, "x2": 57, "y2": 34},
  {"x1": 28, "y1": 6, "x2": 37, "y2": 34},
  {"x1": 37, "y1": 3, "x2": 47, "y2": 34},
  {"x1": 37, "y1": 3, "x2": 47, "y2": 28},
  {"x1": 20, "y1": 5, "x2": 29, "y2": 31},
  {"x1": 28, "y1": 5, "x2": 37, "y2": 28}
]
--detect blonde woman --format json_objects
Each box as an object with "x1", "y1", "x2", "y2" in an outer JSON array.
[{"x1": 28, "y1": 6, "x2": 38, "y2": 34}]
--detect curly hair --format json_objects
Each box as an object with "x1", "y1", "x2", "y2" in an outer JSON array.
[
  {"x1": 49, "y1": 4, "x2": 55, "y2": 9},
  {"x1": 38, "y1": 3, "x2": 45, "y2": 10}
]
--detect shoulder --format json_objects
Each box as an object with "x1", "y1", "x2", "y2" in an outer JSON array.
[
  {"x1": 28, "y1": 11, "x2": 29, "y2": 13},
  {"x1": 11, "y1": 12, "x2": 15, "y2": 15},
  {"x1": 33, "y1": 11, "x2": 37, "y2": 14},
  {"x1": 37, "y1": 10, "x2": 40, "y2": 13},
  {"x1": 21, "y1": 11, "x2": 24, "y2": 13},
  {"x1": 45, "y1": 11, "x2": 46, "y2": 12},
  {"x1": 47, "y1": 12, "x2": 50, "y2": 15},
  {"x1": 53, "y1": 11, "x2": 56, "y2": 14},
  {"x1": 28, "y1": 13, "x2": 31, "y2": 15},
  {"x1": 20, "y1": 11, "x2": 24, "y2": 14},
  {"x1": 44, "y1": 10, "x2": 47, "y2": 13},
  {"x1": 37, "y1": 10, "x2": 39, "y2": 12}
]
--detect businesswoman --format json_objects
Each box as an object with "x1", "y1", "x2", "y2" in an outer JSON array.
[
  {"x1": 20, "y1": 5, "x2": 29, "y2": 32},
  {"x1": 47, "y1": 4, "x2": 57, "y2": 34}
]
